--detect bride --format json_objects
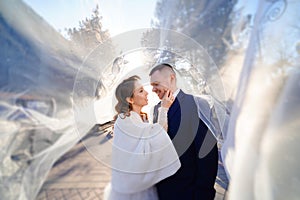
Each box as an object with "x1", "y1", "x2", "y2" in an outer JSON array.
[{"x1": 103, "y1": 75, "x2": 181, "y2": 200}]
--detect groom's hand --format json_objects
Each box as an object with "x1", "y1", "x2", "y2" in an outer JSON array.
[{"x1": 161, "y1": 90, "x2": 174, "y2": 108}]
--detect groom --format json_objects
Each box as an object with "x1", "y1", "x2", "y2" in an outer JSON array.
[{"x1": 150, "y1": 63, "x2": 218, "y2": 200}]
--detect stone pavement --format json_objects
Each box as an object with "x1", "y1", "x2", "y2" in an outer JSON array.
[
  {"x1": 36, "y1": 123, "x2": 228, "y2": 200},
  {"x1": 36, "y1": 140, "x2": 109, "y2": 199}
]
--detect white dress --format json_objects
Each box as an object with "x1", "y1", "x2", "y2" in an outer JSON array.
[
  {"x1": 103, "y1": 108, "x2": 180, "y2": 200},
  {"x1": 103, "y1": 182, "x2": 158, "y2": 200}
]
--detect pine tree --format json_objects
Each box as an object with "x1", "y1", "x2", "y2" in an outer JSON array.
[{"x1": 67, "y1": 5, "x2": 112, "y2": 53}]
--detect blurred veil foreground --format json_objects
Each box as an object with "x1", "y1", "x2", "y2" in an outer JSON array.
[
  {"x1": 0, "y1": 0, "x2": 300, "y2": 200},
  {"x1": 0, "y1": 1, "x2": 85, "y2": 200}
]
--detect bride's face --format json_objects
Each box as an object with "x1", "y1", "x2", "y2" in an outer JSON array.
[{"x1": 130, "y1": 81, "x2": 148, "y2": 107}]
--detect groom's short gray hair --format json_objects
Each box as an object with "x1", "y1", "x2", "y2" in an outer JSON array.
[{"x1": 149, "y1": 63, "x2": 176, "y2": 76}]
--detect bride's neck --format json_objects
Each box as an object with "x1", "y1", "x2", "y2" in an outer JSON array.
[
  {"x1": 131, "y1": 106, "x2": 142, "y2": 115},
  {"x1": 131, "y1": 106, "x2": 147, "y2": 121}
]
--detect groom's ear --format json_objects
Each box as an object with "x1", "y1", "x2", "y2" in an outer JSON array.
[{"x1": 170, "y1": 73, "x2": 176, "y2": 83}]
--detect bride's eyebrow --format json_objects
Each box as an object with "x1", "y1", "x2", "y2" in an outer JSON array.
[{"x1": 133, "y1": 86, "x2": 143, "y2": 92}]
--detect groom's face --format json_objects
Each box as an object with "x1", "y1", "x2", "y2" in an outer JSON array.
[{"x1": 150, "y1": 70, "x2": 171, "y2": 100}]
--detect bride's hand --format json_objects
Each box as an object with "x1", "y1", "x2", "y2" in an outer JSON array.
[{"x1": 161, "y1": 90, "x2": 174, "y2": 108}]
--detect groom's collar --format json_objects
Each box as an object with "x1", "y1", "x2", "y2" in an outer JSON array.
[{"x1": 173, "y1": 88, "x2": 180, "y2": 98}]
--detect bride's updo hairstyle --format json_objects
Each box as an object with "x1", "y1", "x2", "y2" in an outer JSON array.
[{"x1": 114, "y1": 75, "x2": 140, "y2": 119}]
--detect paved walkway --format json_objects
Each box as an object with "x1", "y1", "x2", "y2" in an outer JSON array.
[{"x1": 36, "y1": 123, "x2": 228, "y2": 200}]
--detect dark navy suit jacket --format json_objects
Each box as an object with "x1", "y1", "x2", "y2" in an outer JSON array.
[{"x1": 153, "y1": 90, "x2": 218, "y2": 200}]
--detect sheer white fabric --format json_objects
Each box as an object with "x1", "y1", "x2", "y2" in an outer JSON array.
[
  {"x1": 221, "y1": 0, "x2": 300, "y2": 199},
  {"x1": 157, "y1": 107, "x2": 169, "y2": 131},
  {"x1": 193, "y1": 94, "x2": 230, "y2": 143}
]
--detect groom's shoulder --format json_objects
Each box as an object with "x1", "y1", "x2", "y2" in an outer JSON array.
[
  {"x1": 179, "y1": 90, "x2": 194, "y2": 100},
  {"x1": 180, "y1": 90, "x2": 210, "y2": 102},
  {"x1": 153, "y1": 102, "x2": 161, "y2": 113},
  {"x1": 155, "y1": 101, "x2": 161, "y2": 107}
]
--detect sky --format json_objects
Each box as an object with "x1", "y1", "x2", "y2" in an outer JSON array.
[{"x1": 23, "y1": 0, "x2": 157, "y2": 36}]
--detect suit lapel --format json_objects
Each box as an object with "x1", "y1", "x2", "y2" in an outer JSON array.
[{"x1": 153, "y1": 102, "x2": 161, "y2": 123}]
